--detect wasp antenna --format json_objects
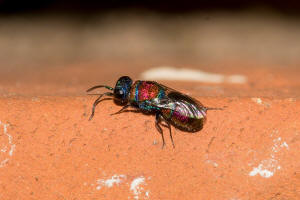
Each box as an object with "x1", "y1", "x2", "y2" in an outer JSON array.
[{"x1": 86, "y1": 85, "x2": 114, "y2": 92}]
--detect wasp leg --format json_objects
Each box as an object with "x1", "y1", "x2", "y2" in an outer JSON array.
[
  {"x1": 165, "y1": 121, "x2": 175, "y2": 148},
  {"x1": 89, "y1": 92, "x2": 113, "y2": 121},
  {"x1": 155, "y1": 113, "x2": 166, "y2": 148},
  {"x1": 110, "y1": 104, "x2": 132, "y2": 115},
  {"x1": 158, "y1": 120, "x2": 175, "y2": 148}
]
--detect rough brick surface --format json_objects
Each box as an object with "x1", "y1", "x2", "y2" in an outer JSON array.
[{"x1": 0, "y1": 63, "x2": 299, "y2": 199}]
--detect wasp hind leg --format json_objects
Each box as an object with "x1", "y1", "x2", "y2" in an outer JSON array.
[
  {"x1": 166, "y1": 121, "x2": 175, "y2": 148},
  {"x1": 160, "y1": 119, "x2": 175, "y2": 148},
  {"x1": 155, "y1": 113, "x2": 166, "y2": 148}
]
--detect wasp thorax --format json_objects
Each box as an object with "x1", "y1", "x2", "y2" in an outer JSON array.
[{"x1": 113, "y1": 76, "x2": 133, "y2": 103}]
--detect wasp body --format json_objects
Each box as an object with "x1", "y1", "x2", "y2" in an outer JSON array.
[{"x1": 87, "y1": 76, "x2": 220, "y2": 148}]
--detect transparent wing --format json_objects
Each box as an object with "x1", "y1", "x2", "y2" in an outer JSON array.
[{"x1": 149, "y1": 91, "x2": 206, "y2": 119}]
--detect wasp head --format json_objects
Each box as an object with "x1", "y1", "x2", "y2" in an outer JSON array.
[{"x1": 113, "y1": 76, "x2": 133, "y2": 104}]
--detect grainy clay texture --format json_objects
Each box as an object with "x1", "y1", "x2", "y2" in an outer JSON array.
[
  {"x1": 0, "y1": 13, "x2": 300, "y2": 200},
  {"x1": 0, "y1": 62, "x2": 299, "y2": 200}
]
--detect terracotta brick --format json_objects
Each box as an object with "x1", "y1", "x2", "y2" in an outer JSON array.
[{"x1": 0, "y1": 62, "x2": 299, "y2": 200}]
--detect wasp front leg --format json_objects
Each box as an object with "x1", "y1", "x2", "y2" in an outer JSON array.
[{"x1": 110, "y1": 104, "x2": 132, "y2": 115}]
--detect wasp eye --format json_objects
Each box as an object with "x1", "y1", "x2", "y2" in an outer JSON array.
[
  {"x1": 113, "y1": 76, "x2": 132, "y2": 103},
  {"x1": 114, "y1": 88, "x2": 125, "y2": 100}
]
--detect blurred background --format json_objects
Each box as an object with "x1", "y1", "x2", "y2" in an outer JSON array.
[
  {"x1": 0, "y1": 0, "x2": 300, "y2": 96},
  {"x1": 1, "y1": 0, "x2": 300, "y2": 66}
]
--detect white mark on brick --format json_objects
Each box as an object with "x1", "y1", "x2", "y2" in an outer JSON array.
[
  {"x1": 270, "y1": 129, "x2": 279, "y2": 137},
  {"x1": 206, "y1": 160, "x2": 218, "y2": 167},
  {"x1": 280, "y1": 142, "x2": 289, "y2": 149},
  {"x1": 96, "y1": 174, "x2": 127, "y2": 190},
  {"x1": 249, "y1": 133, "x2": 289, "y2": 178},
  {"x1": 249, "y1": 160, "x2": 276, "y2": 178},
  {"x1": 0, "y1": 158, "x2": 9, "y2": 168},
  {"x1": 0, "y1": 121, "x2": 16, "y2": 168},
  {"x1": 31, "y1": 97, "x2": 40, "y2": 102},
  {"x1": 8, "y1": 144, "x2": 15, "y2": 157},
  {"x1": 130, "y1": 176, "x2": 149, "y2": 200},
  {"x1": 251, "y1": 98, "x2": 262, "y2": 105},
  {"x1": 145, "y1": 190, "x2": 150, "y2": 198},
  {"x1": 271, "y1": 137, "x2": 289, "y2": 154},
  {"x1": 94, "y1": 174, "x2": 150, "y2": 199},
  {"x1": 141, "y1": 66, "x2": 247, "y2": 84},
  {"x1": 251, "y1": 97, "x2": 271, "y2": 107},
  {"x1": 1, "y1": 146, "x2": 7, "y2": 153}
]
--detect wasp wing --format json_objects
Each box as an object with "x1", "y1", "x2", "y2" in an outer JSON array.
[
  {"x1": 148, "y1": 91, "x2": 205, "y2": 119},
  {"x1": 146, "y1": 91, "x2": 206, "y2": 132}
]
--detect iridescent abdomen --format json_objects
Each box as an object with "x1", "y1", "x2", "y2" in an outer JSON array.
[
  {"x1": 161, "y1": 92, "x2": 207, "y2": 132},
  {"x1": 129, "y1": 81, "x2": 165, "y2": 111}
]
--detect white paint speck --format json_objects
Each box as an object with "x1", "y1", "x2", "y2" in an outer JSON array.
[
  {"x1": 8, "y1": 144, "x2": 15, "y2": 157},
  {"x1": 94, "y1": 174, "x2": 150, "y2": 199},
  {"x1": 252, "y1": 98, "x2": 262, "y2": 105},
  {"x1": 206, "y1": 160, "x2": 218, "y2": 167},
  {"x1": 0, "y1": 158, "x2": 9, "y2": 168},
  {"x1": 145, "y1": 190, "x2": 150, "y2": 198},
  {"x1": 280, "y1": 142, "x2": 289, "y2": 149},
  {"x1": 249, "y1": 163, "x2": 275, "y2": 178},
  {"x1": 141, "y1": 66, "x2": 247, "y2": 84},
  {"x1": 277, "y1": 166, "x2": 281, "y2": 170},
  {"x1": 130, "y1": 176, "x2": 146, "y2": 200},
  {"x1": 0, "y1": 121, "x2": 16, "y2": 168},
  {"x1": 249, "y1": 133, "x2": 289, "y2": 178},
  {"x1": 270, "y1": 129, "x2": 279, "y2": 137},
  {"x1": 31, "y1": 97, "x2": 40, "y2": 102},
  {"x1": 96, "y1": 174, "x2": 126, "y2": 190},
  {"x1": 96, "y1": 185, "x2": 101, "y2": 190},
  {"x1": 1, "y1": 146, "x2": 7, "y2": 153},
  {"x1": 272, "y1": 137, "x2": 289, "y2": 153},
  {"x1": 251, "y1": 97, "x2": 272, "y2": 107}
]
